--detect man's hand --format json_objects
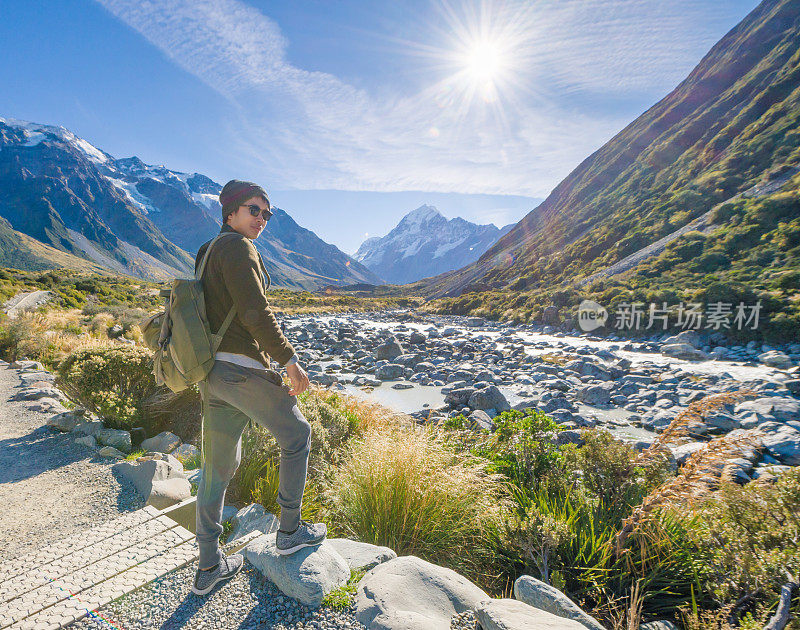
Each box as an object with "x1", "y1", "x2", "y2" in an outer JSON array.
[{"x1": 285, "y1": 362, "x2": 310, "y2": 396}]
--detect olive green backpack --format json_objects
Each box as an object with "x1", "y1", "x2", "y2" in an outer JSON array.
[{"x1": 141, "y1": 232, "x2": 239, "y2": 393}]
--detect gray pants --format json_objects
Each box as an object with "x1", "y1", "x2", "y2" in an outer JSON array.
[{"x1": 195, "y1": 360, "x2": 311, "y2": 570}]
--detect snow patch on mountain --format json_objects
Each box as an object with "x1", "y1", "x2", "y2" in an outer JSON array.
[{"x1": 354, "y1": 205, "x2": 515, "y2": 284}]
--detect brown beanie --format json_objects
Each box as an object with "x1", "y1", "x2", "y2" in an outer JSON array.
[{"x1": 219, "y1": 180, "x2": 269, "y2": 222}]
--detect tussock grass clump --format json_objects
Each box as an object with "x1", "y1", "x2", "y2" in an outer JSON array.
[
  {"x1": 324, "y1": 426, "x2": 509, "y2": 582},
  {"x1": 615, "y1": 391, "x2": 758, "y2": 554}
]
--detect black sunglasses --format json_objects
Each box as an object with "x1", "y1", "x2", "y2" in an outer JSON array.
[{"x1": 243, "y1": 203, "x2": 273, "y2": 221}]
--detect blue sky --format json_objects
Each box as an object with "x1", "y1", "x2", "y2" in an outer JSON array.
[{"x1": 0, "y1": 0, "x2": 759, "y2": 254}]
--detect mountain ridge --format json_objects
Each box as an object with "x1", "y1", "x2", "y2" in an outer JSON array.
[
  {"x1": 354, "y1": 204, "x2": 516, "y2": 284},
  {"x1": 0, "y1": 117, "x2": 381, "y2": 289}
]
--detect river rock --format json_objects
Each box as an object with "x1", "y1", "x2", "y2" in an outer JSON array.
[
  {"x1": 140, "y1": 431, "x2": 182, "y2": 454},
  {"x1": 704, "y1": 412, "x2": 741, "y2": 432},
  {"x1": 376, "y1": 364, "x2": 405, "y2": 380},
  {"x1": 229, "y1": 503, "x2": 279, "y2": 542},
  {"x1": 736, "y1": 397, "x2": 799, "y2": 424},
  {"x1": 577, "y1": 385, "x2": 611, "y2": 406},
  {"x1": 759, "y1": 425, "x2": 800, "y2": 465},
  {"x1": 327, "y1": 538, "x2": 396, "y2": 571},
  {"x1": 542, "y1": 306, "x2": 560, "y2": 326},
  {"x1": 513, "y1": 575, "x2": 606, "y2": 630},
  {"x1": 467, "y1": 409, "x2": 495, "y2": 430},
  {"x1": 468, "y1": 385, "x2": 510, "y2": 412},
  {"x1": 409, "y1": 331, "x2": 426, "y2": 345},
  {"x1": 355, "y1": 555, "x2": 489, "y2": 630},
  {"x1": 96, "y1": 428, "x2": 132, "y2": 453},
  {"x1": 375, "y1": 339, "x2": 403, "y2": 361},
  {"x1": 669, "y1": 441, "x2": 705, "y2": 466},
  {"x1": 784, "y1": 380, "x2": 800, "y2": 395},
  {"x1": 758, "y1": 350, "x2": 793, "y2": 369},
  {"x1": 661, "y1": 343, "x2": 708, "y2": 361},
  {"x1": 146, "y1": 478, "x2": 192, "y2": 509},
  {"x1": 244, "y1": 534, "x2": 349, "y2": 606},
  {"x1": 444, "y1": 386, "x2": 475, "y2": 408},
  {"x1": 476, "y1": 598, "x2": 587, "y2": 630},
  {"x1": 663, "y1": 330, "x2": 702, "y2": 348}
]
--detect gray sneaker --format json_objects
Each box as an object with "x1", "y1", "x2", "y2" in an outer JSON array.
[
  {"x1": 191, "y1": 553, "x2": 244, "y2": 595},
  {"x1": 275, "y1": 520, "x2": 327, "y2": 555}
]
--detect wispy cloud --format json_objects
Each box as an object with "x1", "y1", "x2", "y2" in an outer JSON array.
[{"x1": 94, "y1": 0, "x2": 746, "y2": 197}]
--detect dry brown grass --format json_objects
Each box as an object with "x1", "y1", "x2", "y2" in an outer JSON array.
[{"x1": 615, "y1": 390, "x2": 760, "y2": 555}]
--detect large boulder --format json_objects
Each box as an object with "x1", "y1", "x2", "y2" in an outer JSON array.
[
  {"x1": 663, "y1": 330, "x2": 702, "y2": 348},
  {"x1": 72, "y1": 420, "x2": 105, "y2": 436},
  {"x1": 140, "y1": 431, "x2": 181, "y2": 454},
  {"x1": 577, "y1": 385, "x2": 611, "y2": 407},
  {"x1": 47, "y1": 411, "x2": 80, "y2": 432},
  {"x1": 11, "y1": 359, "x2": 45, "y2": 370},
  {"x1": 444, "y1": 386, "x2": 476, "y2": 408},
  {"x1": 375, "y1": 338, "x2": 404, "y2": 361},
  {"x1": 514, "y1": 575, "x2": 606, "y2": 630},
  {"x1": 758, "y1": 350, "x2": 793, "y2": 370},
  {"x1": 12, "y1": 387, "x2": 68, "y2": 402},
  {"x1": 542, "y1": 306, "x2": 561, "y2": 326},
  {"x1": 476, "y1": 598, "x2": 587, "y2": 630},
  {"x1": 229, "y1": 503, "x2": 279, "y2": 542},
  {"x1": 96, "y1": 428, "x2": 132, "y2": 454},
  {"x1": 355, "y1": 555, "x2": 489, "y2": 630},
  {"x1": 244, "y1": 533, "x2": 349, "y2": 607},
  {"x1": 468, "y1": 385, "x2": 510, "y2": 412},
  {"x1": 146, "y1": 478, "x2": 192, "y2": 509},
  {"x1": 327, "y1": 538, "x2": 396, "y2": 571},
  {"x1": 661, "y1": 343, "x2": 708, "y2": 361},
  {"x1": 112, "y1": 457, "x2": 186, "y2": 498},
  {"x1": 467, "y1": 409, "x2": 495, "y2": 431},
  {"x1": 759, "y1": 425, "x2": 800, "y2": 465}
]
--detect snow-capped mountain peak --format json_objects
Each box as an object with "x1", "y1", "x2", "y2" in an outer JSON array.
[{"x1": 354, "y1": 204, "x2": 514, "y2": 284}]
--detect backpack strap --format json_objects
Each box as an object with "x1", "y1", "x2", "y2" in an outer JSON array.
[
  {"x1": 256, "y1": 251, "x2": 271, "y2": 291},
  {"x1": 211, "y1": 305, "x2": 236, "y2": 353},
  {"x1": 196, "y1": 232, "x2": 238, "y2": 280}
]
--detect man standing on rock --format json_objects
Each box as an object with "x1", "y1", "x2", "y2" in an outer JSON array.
[{"x1": 191, "y1": 179, "x2": 326, "y2": 596}]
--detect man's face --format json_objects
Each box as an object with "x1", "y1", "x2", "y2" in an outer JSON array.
[{"x1": 225, "y1": 196, "x2": 270, "y2": 240}]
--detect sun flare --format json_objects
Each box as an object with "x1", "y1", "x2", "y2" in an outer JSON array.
[{"x1": 464, "y1": 40, "x2": 506, "y2": 81}]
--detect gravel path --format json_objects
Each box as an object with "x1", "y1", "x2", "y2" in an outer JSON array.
[
  {"x1": 0, "y1": 361, "x2": 144, "y2": 562},
  {"x1": 70, "y1": 559, "x2": 368, "y2": 630}
]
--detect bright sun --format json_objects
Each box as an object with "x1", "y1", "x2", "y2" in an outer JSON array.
[{"x1": 464, "y1": 40, "x2": 505, "y2": 81}]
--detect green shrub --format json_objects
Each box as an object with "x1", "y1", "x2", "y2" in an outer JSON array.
[
  {"x1": 57, "y1": 346, "x2": 157, "y2": 429},
  {"x1": 474, "y1": 409, "x2": 567, "y2": 496},
  {"x1": 689, "y1": 469, "x2": 800, "y2": 609}
]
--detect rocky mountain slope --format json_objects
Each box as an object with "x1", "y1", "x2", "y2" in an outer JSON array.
[
  {"x1": 354, "y1": 205, "x2": 514, "y2": 284},
  {"x1": 415, "y1": 0, "x2": 800, "y2": 339},
  {"x1": 0, "y1": 118, "x2": 381, "y2": 289}
]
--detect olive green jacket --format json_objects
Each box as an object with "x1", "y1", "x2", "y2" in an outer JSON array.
[{"x1": 194, "y1": 224, "x2": 296, "y2": 367}]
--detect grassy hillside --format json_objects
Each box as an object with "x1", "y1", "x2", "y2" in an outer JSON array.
[{"x1": 415, "y1": 0, "x2": 800, "y2": 341}]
